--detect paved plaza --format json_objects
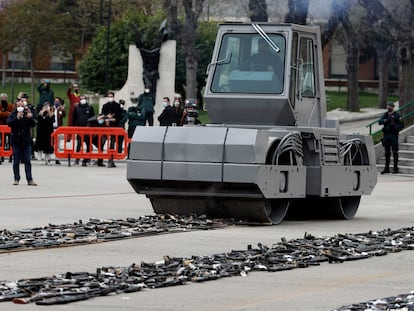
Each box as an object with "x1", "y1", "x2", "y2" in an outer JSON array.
[{"x1": 0, "y1": 159, "x2": 413, "y2": 310}]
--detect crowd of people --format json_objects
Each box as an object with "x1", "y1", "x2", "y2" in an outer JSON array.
[{"x1": 1, "y1": 80, "x2": 200, "y2": 185}]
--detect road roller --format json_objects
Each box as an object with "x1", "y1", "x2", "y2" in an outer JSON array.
[{"x1": 127, "y1": 23, "x2": 377, "y2": 224}]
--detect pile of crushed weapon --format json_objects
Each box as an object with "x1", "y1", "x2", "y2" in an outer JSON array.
[
  {"x1": 333, "y1": 290, "x2": 414, "y2": 310},
  {"x1": 0, "y1": 214, "x2": 224, "y2": 252},
  {"x1": 0, "y1": 226, "x2": 413, "y2": 305}
]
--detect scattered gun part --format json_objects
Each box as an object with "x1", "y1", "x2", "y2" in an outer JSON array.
[
  {"x1": 333, "y1": 290, "x2": 414, "y2": 311},
  {"x1": 0, "y1": 215, "x2": 225, "y2": 253},
  {"x1": 0, "y1": 226, "x2": 413, "y2": 305}
]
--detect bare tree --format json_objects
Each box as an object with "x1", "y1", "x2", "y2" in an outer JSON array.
[
  {"x1": 164, "y1": 0, "x2": 205, "y2": 100},
  {"x1": 0, "y1": 0, "x2": 76, "y2": 99},
  {"x1": 359, "y1": 0, "x2": 414, "y2": 118},
  {"x1": 321, "y1": 0, "x2": 342, "y2": 48}
]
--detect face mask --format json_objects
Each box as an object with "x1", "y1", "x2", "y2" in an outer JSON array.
[
  {"x1": 162, "y1": 101, "x2": 167, "y2": 108},
  {"x1": 17, "y1": 106, "x2": 24, "y2": 112},
  {"x1": 108, "y1": 98, "x2": 114, "y2": 102},
  {"x1": 22, "y1": 100, "x2": 28, "y2": 106},
  {"x1": 144, "y1": 89, "x2": 150, "y2": 94},
  {"x1": 120, "y1": 104, "x2": 124, "y2": 108},
  {"x1": 98, "y1": 119, "x2": 105, "y2": 125},
  {"x1": 80, "y1": 99, "x2": 87, "y2": 105},
  {"x1": 54, "y1": 101, "x2": 61, "y2": 108},
  {"x1": 174, "y1": 101, "x2": 180, "y2": 107}
]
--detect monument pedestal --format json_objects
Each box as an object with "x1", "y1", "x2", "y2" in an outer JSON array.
[{"x1": 99, "y1": 41, "x2": 176, "y2": 124}]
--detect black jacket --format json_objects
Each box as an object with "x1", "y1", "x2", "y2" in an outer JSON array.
[
  {"x1": 7, "y1": 109, "x2": 36, "y2": 146},
  {"x1": 379, "y1": 111, "x2": 404, "y2": 135},
  {"x1": 72, "y1": 103, "x2": 95, "y2": 126},
  {"x1": 158, "y1": 105, "x2": 175, "y2": 126},
  {"x1": 101, "y1": 101, "x2": 123, "y2": 126}
]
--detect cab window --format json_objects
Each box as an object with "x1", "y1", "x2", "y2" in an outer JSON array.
[{"x1": 211, "y1": 33, "x2": 286, "y2": 94}]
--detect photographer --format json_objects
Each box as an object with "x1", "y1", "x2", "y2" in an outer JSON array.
[
  {"x1": 7, "y1": 100, "x2": 37, "y2": 186},
  {"x1": 181, "y1": 100, "x2": 201, "y2": 126},
  {"x1": 378, "y1": 102, "x2": 404, "y2": 174},
  {"x1": 101, "y1": 92, "x2": 123, "y2": 167},
  {"x1": 34, "y1": 102, "x2": 55, "y2": 165}
]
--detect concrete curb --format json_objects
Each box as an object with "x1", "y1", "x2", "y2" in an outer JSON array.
[{"x1": 327, "y1": 108, "x2": 384, "y2": 124}]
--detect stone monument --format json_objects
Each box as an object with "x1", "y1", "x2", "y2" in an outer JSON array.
[{"x1": 100, "y1": 22, "x2": 176, "y2": 123}]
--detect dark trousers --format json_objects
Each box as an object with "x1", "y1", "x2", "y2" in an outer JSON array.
[
  {"x1": 76, "y1": 135, "x2": 91, "y2": 153},
  {"x1": 145, "y1": 112, "x2": 154, "y2": 126},
  {"x1": 76, "y1": 134, "x2": 91, "y2": 163},
  {"x1": 92, "y1": 135, "x2": 107, "y2": 165},
  {"x1": 383, "y1": 134, "x2": 399, "y2": 169},
  {"x1": 12, "y1": 144, "x2": 33, "y2": 182}
]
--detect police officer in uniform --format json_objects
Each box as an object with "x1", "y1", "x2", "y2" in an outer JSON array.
[{"x1": 378, "y1": 102, "x2": 404, "y2": 174}]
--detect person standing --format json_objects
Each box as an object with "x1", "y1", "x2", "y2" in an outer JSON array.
[
  {"x1": 0, "y1": 93, "x2": 14, "y2": 125},
  {"x1": 72, "y1": 95, "x2": 95, "y2": 166},
  {"x1": 7, "y1": 100, "x2": 37, "y2": 186},
  {"x1": 172, "y1": 96, "x2": 184, "y2": 126},
  {"x1": 34, "y1": 102, "x2": 55, "y2": 165},
  {"x1": 37, "y1": 79, "x2": 54, "y2": 111},
  {"x1": 53, "y1": 97, "x2": 66, "y2": 129},
  {"x1": 137, "y1": 88, "x2": 155, "y2": 126},
  {"x1": 100, "y1": 91, "x2": 123, "y2": 167},
  {"x1": 378, "y1": 102, "x2": 404, "y2": 174},
  {"x1": 52, "y1": 97, "x2": 66, "y2": 164},
  {"x1": 0, "y1": 93, "x2": 14, "y2": 164},
  {"x1": 118, "y1": 99, "x2": 127, "y2": 154},
  {"x1": 18, "y1": 93, "x2": 37, "y2": 160},
  {"x1": 158, "y1": 97, "x2": 175, "y2": 126},
  {"x1": 66, "y1": 83, "x2": 81, "y2": 127}
]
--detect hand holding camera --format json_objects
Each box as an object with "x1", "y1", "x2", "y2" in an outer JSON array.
[{"x1": 17, "y1": 106, "x2": 24, "y2": 119}]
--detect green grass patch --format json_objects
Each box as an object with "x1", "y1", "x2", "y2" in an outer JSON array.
[{"x1": 326, "y1": 91, "x2": 398, "y2": 111}]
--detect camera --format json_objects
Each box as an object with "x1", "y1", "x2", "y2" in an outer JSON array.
[{"x1": 184, "y1": 99, "x2": 200, "y2": 125}]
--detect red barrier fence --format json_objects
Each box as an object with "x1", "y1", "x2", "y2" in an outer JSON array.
[
  {"x1": 51, "y1": 126, "x2": 130, "y2": 162},
  {"x1": 0, "y1": 125, "x2": 12, "y2": 157}
]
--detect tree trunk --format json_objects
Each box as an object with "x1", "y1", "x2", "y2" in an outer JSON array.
[
  {"x1": 164, "y1": 0, "x2": 205, "y2": 100},
  {"x1": 346, "y1": 39, "x2": 359, "y2": 111},
  {"x1": 1, "y1": 54, "x2": 6, "y2": 88},
  {"x1": 30, "y1": 57, "x2": 35, "y2": 103},
  {"x1": 398, "y1": 41, "x2": 414, "y2": 123},
  {"x1": 185, "y1": 55, "x2": 198, "y2": 99},
  {"x1": 376, "y1": 46, "x2": 392, "y2": 109}
]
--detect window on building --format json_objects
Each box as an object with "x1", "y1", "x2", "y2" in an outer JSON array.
[
  {"x1": 329, "y1": 39, "x2": 347, "y2": 76},
  {"x1": 7, "y1": 51, "x2": 30, "y2": 70}
]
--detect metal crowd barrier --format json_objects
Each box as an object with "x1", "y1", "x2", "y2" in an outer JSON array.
[
  {"x1": 51, "y1": 126, "x2": 130, "y2": 166},
  {"x1": 0, "y1": 125, "x2": 12, "y2": 157}
]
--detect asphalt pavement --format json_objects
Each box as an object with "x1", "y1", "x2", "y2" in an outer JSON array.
[{"x1": 0, "y1": 113, "x2": 413, "y2": 311}]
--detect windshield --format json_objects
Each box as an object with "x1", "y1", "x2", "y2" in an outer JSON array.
[{"x1": 210, "y1": 33, "x2": 286, "y2": 94}]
